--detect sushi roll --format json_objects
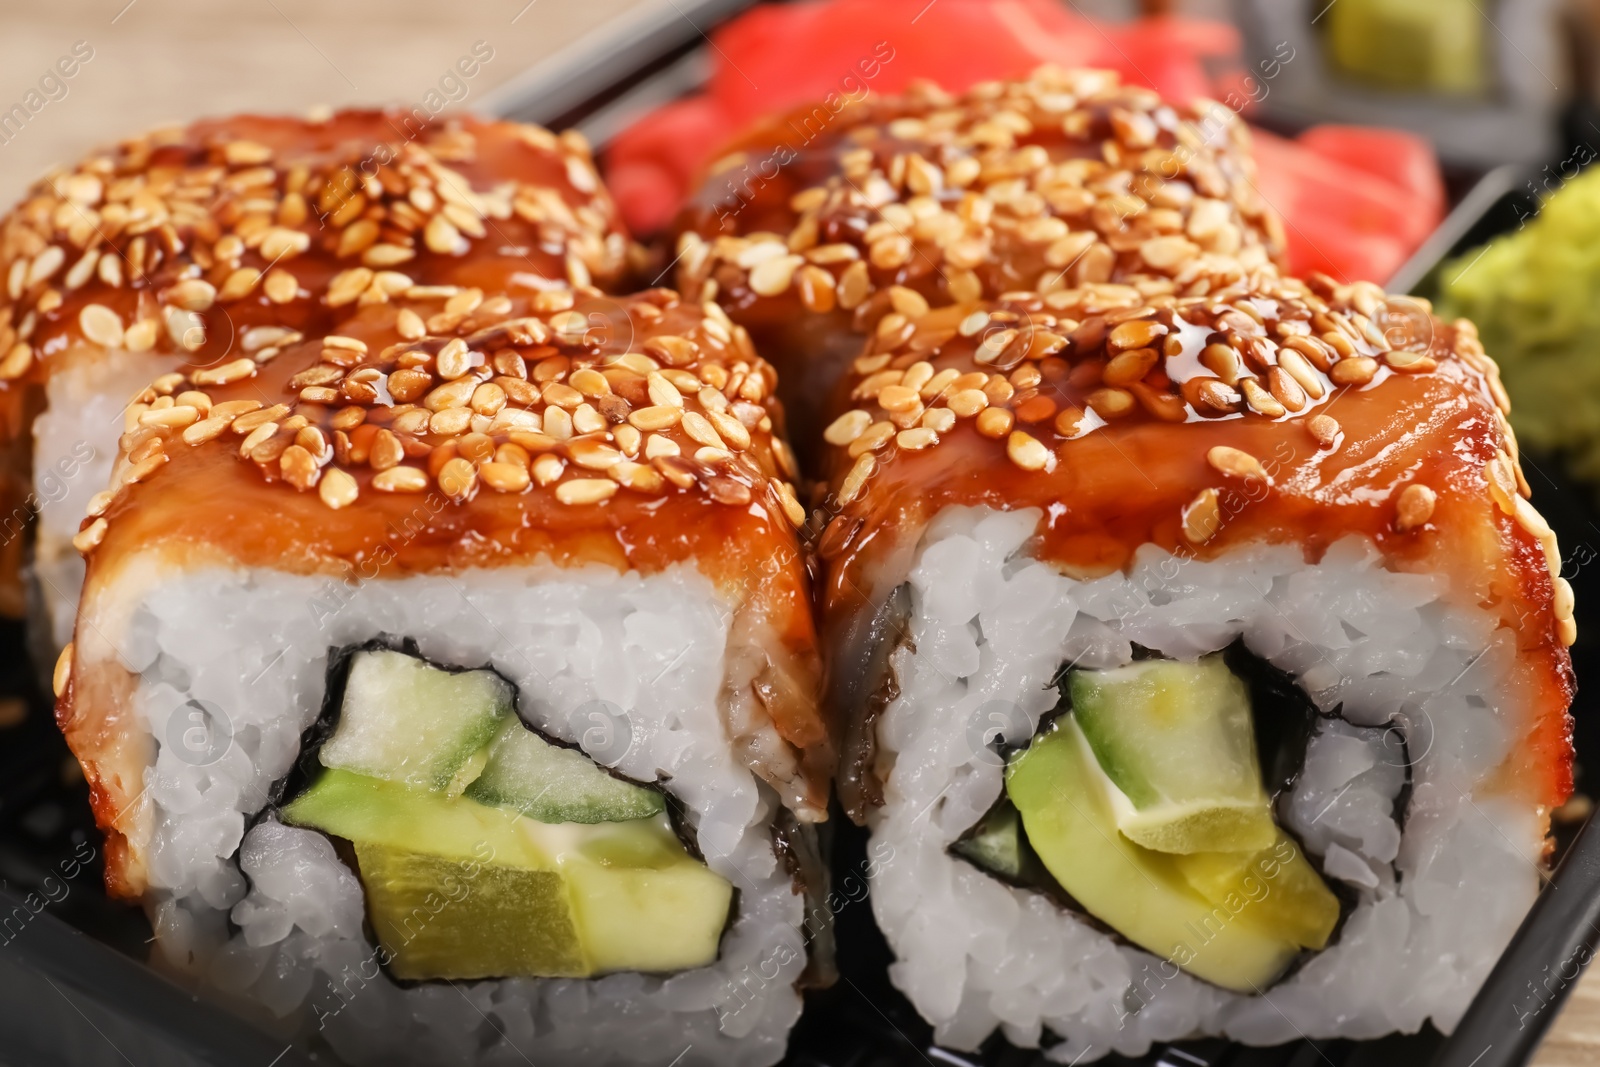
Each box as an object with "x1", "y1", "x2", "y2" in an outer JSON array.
[
  {"x1": 0, "y1": 109, "x2": 630, "y2": 650},
  {"x1": 672, "y1": 67, "x2": 1285, "y2": 449},
  {"x1": 53, "y1": 285, "x2": 826, "y2": 1066},
  {"x1": 812, "y1": 263, "x2": 1575, "y2": 1058}
]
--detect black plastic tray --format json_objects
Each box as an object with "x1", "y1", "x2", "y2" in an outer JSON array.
[{"x1": 3, "y1": 5, "x2": 1599, "y2": 1066}]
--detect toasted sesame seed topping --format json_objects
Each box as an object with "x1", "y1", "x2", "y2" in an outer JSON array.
[
  {"x1": 53, "y1": 642, "x2": 72, "y2": 698},
  {"x1": 1307, "y1": 414, "x2": 1340, "y2": 448},
  {"x1": 1395, "y1": 483, "x2": 1437, "y2": 532},
  {"x1": 1206, "y1": 445, "x2": 1268, "y2": 482},
  {"x1": 680, "y1": 67, "x2": 1285, "y2": 347},
  {"x1": 1182, "y1": 488, "x2": 1221, "y2": 543},
  {"x1": 815, "y1": 270, "x2": 1523, "y2": 545},
  {"x1": 83, "y1": 289, "x2": 799, "y2": 551},
  {"x1": 0, "y1": 109, "x2": 628, "y2": 403}
]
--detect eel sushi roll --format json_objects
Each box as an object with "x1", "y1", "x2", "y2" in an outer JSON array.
[
  {"x1": 814, "y1": 265, "x2": 1575, "y2": 1058},
  {"x1": 672, "y1": 67, "x2": 1285, "y2": 449},
  {"x1": 53, "y1": 286, "x2": 827, "y2": 1065},
  {"x1": 0, "y1": 110, "x2": 629, "y2": 649}
]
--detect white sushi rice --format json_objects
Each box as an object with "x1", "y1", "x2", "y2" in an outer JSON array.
[
  {"x1": 33, "y1": 349, "x2": 184, "y2": 649},
  {"x1": 871, "y1": 505, "x2": 1542, "y2": 1061},
  {"x1": 94, "y1": 557, "x2": 806, "y2": 1067}
]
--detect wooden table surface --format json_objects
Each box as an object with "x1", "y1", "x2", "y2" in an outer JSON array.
[{"x1": 0, "y1": 1, "x2": 1593, "y2": 1064}]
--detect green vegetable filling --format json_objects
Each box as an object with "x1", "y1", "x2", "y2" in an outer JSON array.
[
  {"x1": 960, "y1": 656, "x2": 1340, "y2": 992},
  {"x1": 282, "y1": 648, "x2": 732, "y2": 981}
]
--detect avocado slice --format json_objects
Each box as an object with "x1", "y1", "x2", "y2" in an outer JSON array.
[
  {"x1": 1006, "y1": 718, "x2": 1300, "y2": 992},
  {"x1": 1171, "y1": 833, "x2": 1341, "y2": 951},
  {"x1": 1071, "y1": 656, "x2": 1277, "y2": 854},
  {"x1": 357, "y1": 845, "x2": 587, "y2": 980},
  {"x1": 318, "y1": 649, "x2": 513, "y2": 792},
  {"x1": 464, "y1": 717, "x2": 666, "y2": 824},
  {"x1": 282, "y1": 769, "x2": 732, "y2": 978}
]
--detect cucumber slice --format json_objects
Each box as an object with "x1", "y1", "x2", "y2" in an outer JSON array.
[
  {"x1": 464, "y1": 717, "x2": 665, "y2": 824},
  {"x1": 1071, "y1": 656, "x2": 1276, "y2": 854},
  {"x1": 951, "y1": 802, "x2": 1027, "y2": 881},
  {"x1": 317, "y1": 649, "x2": 513, "y2": 792}
]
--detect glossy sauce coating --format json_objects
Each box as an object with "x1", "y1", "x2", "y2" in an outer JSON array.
[
  {"x1": 814, "y1": 273, "x2": 1575, "y2": 821},
  {"x1": 673, "y1": 67, "x2": 1285, "y2": 448},
  {"x1": 56, "y1": 288, "x2": 825, "y2": 898}
]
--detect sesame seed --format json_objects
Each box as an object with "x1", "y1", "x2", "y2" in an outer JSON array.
[
  {"x1": 1139, "y1": 235, "x2": 1199, "y2": 273},
  {"x1": 1395, "y1": 483, "x2": 1436, "y2": 531},
  {"x1": 318, "y1": 468, "x2": 358, "y2": 509},
  {"x1": 53, "y1": 642, "x2": 72, "y2": 698},
  {"x1": 1199, "y1": 343, "x2": 1245, "y2": 385},
  {"x1": 838, "y1": 261, "x2": 871, "y2": 310},
  {"x1": 1007, "y1": 430, "x2": 1053, "y2": 471},
  {"x1": 280, "y1": 445, "x2": 321, "y2": 491},
  {"x1": 680, "y1": 411, "x2": 724, "y2": 449},
  {"x1": 259, "y1": 227, "x2": 311, "y2": 261},
  {"x1": 192, "y1": 358, "x2": 256, "y2": 387},
  {"x1": 654, "y1": 455, "x2": 697, "y2": 488},
  {"x1": 1206, "y1": 445, "x2": 1268, "y2": 481},
  {"x1": 1103, "y1": 347, "x2": 1159, "y2": 387},
  {"x1": 1385, "y1": 349, "x2": 1436, "y2": 373},
  {"x1": 749, "y1": 254, "x2": 802, "y2": 297},
  {"x1": 1276, "y1": 348, "x2": 1325, "y2": 399},
  {"x1": 975, "y1": 407, "x2": 1014, "y2": 438},
  {"x1": 223, "y1": 139, "x2": 272, "y2": 165},
  {"x1": 572, "y1": 404, "x2": 605, "y2": 435},
  {"x1": 372, "y1": 466, "x2": 429, "y2": 493},
  {"x1": 0, "y1": 342, "x2": 36, "y2": 380},
  {"x1": 848, "y1": 421, "x2": 896, "y2": 457},
  {"x1": 708, "y1": 409, "x2": 751, "y2": 449},
  {"x1": 264, "y1": 269, "x2": 299, "y2": 304},
  {"x1": 776, "y1": 482, "x2": 806, "y2": 526},
  {"x1": 838, "y1": 453, "x2": 876, "y2": 505},
  {"x1": 479, "y1": 461, "x2": 531, "y2": 493},
  {"x1": 556, "y1": 478, "x2": 618, "y2": 505},
  {"x1": 365, "y1": 244, "x2": 416, "y2": 268},
  {"x1": 169, "y1": 279, "x2": 217, "y2": 311},
  {"x1": 1182, "y1": 488, "x2": 1221, "y2": 543},
  {"x1": 1486, "y1": 451, "x2": 1519, "y2": 515},
  {"x1": 1239, "y1": 378, "x2": 1286, "y2": 418},
  {"x1": 1307, "y1": 414, "x2": 1341, "y2": 447},
  {"x1": 437, "y1": 457, "x2": 478, "y2": 498},
  {"x1": 139, "y1": 405, "x2": 200, "y2": 429},
  {"x1": 1554, "y1": 575, "x2": 1575, "y2": 620},
  {"x1": 877, "y1": 384, "x2": 920, "y2": 412},
  {"x1": 29, "y1": 246, "x2": 64, "y2": 286},
  {"x1": 72, "y1": 518, "x2": 107, "y2": 554},
  {"x1": 825, "y1": 409, "x2": 872, "y2": 445},
  {"x1": 1328, "y1": 355, "x2": 1378, "y2": 386},
  {"x1": 1086, "y1": 387, "x2": 1134, "y2": 418},
  {"x1": 430, "y1": 408, "x2": 473, "y2": 436},
  {"x1": 1266, "y1": 367, "x2": 1307, "y2": 412},
  {"x1": 1107, "y1": 319, "x2": 1167, "y2": 352},
  {"x1": 436, "y1": 338, "x2": 473, "y2": 380},
  {"x1": 79, "y1": 304, "x2": 124, "y2": 347},
  {"x1": 947, "y1": 389, "x2": 989, "y2": 417},
  {"x1": 568, "y1": 438, "x2": 624, "y2": 470}
]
